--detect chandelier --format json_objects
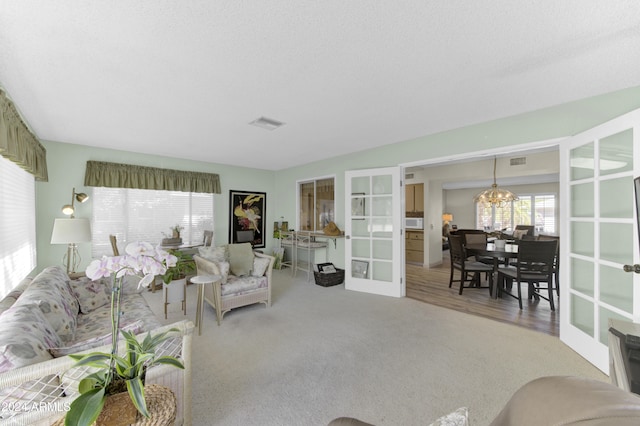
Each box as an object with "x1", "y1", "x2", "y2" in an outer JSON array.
[{"x1": 473, "y1": 157, "x2": 519, "y2": 207}]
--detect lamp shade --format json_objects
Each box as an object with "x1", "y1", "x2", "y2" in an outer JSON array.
[
  {"x1": 51, "y1": 218, "x2": 92, "y2": 244},
  {"x1": 442, "y1": 213, "x2": 453, "y2": 222}
]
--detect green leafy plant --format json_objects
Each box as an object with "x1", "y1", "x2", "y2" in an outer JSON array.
[
  {"x1": 162, "y1": 249, "x2": 196, "y2": 284},
  {"x1": 65, "y1": 329, "x2": 184, "y2": 426},
  {"x1": 64, "y1": 241, "x2": 184, "y2": 426}
]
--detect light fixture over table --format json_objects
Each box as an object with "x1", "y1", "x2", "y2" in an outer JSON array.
[{"x1": 473, "y1": 157, "x2": 519, "y2": 207}]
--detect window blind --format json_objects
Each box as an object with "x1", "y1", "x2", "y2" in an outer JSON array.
[
  {"x1": 0, "y1": 155, "x2": 36, "y2": 297},
  {"x1": 91, "y1": 187, "x2": 214, "y2": 258}
]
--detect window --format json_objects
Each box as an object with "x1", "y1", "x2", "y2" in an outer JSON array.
[
  {"x1": 298, "y1": 177, "x2": 335, "y2": 232},
  {"x1": 476, "y1": 194, "x2": 556, "y2": 234},
  {"x1": 0, "y1": 156, "x2": 36, "y2": 297},
  {"x1": 92, "y1": 187, "x2": 214, "y2": 257}
]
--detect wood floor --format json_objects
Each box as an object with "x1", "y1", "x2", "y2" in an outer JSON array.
[{"x1": 406, "y1": 252, "x2": 559, "y2": 337}]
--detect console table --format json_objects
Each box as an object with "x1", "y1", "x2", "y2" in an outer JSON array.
[{"x1": 279, "y1": 231, "x2": 344, "y2": 281}]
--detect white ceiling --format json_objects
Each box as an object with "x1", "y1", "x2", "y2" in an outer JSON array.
[{"x1": 1, "y1": 1, "x2": 640, "y2": 171}]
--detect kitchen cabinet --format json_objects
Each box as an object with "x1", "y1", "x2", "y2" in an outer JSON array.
[
  {"x1": 405, "y1": 230, "x2": 424, "y2": 264},
  {"x1": 406, "y1": 183, "x2": 424, "y2": 213}
]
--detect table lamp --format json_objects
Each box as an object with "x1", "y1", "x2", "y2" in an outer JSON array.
[{"x1": 51, "y1": 218, "x2": 92, "y2": 274}]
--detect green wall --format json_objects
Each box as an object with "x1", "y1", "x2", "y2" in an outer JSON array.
[
  {"x1": 37, "y1": 141, "x2": 275, "y2": 273},
  {"x1": 36, "y1": 85, "x2": 640, "y2": 273},
  {"x1": 273, "y1": 85, "x2": 640, "y2": 267}
]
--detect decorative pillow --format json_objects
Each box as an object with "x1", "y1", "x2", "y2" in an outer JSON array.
[
  {"x1": 0, "y1": 304, "x2": 62, "y2": 372},
  {"x1": 428, "y1": 407, "x2": 469, "y2": 426},
  {"x1": 69, "y1": 277, "x2": 111, "y2": 313},
  {"x1": 199, "y1": 245, "x2": 228, "y2": 263},
  {"x1": 513, "y1": 229, "x2": 528, "y2": 240},
  {"x1": 218, "y1": 261, "x2": 231, "y2": 283},
  {"x1": 0, "y1": 276, "x2": 33, "y2": 316},
  {"x1": 251, "y1": 256, "x2": 271, "y2": 277},
  {"x1": 14, "y1": 266, "x2": 80, "y2": 342},
  {"x1": 228, "y1": 243, "x2": 254, "y2": 276},
  {"x1": 49, "y1": 320, "x2": 145, "y2": 357}
]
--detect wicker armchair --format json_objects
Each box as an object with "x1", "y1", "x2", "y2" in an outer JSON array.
[{"x1": 193, "y1": 249, "x2": 275, "y2": 324}]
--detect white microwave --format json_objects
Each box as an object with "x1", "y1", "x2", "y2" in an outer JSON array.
[{"x1": 405, "y1": 217, "x2": 424, "y2": 229}]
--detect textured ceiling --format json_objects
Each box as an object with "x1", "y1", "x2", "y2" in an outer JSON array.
[{"x1": 1, "y1": 1, "x2": 640, "y2": 170}]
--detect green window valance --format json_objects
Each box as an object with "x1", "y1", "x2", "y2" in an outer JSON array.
[
  {"x1": 84, "y1": 161, "x2": 221, "y2": 194},
  {"x1": 0, "y1": 89, "x2": 48, "y2": 181}
]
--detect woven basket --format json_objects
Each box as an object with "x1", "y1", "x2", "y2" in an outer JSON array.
[{"x1": 314, "y1": 268, "x2": 345, "y2": 287}]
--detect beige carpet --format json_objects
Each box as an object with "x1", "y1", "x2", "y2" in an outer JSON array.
[{"x1": 143, "y1": 269, "x2": 606, "y2": 426}]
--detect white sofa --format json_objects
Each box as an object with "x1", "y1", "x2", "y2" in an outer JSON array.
[
  {"x1": 0, "y1": 266, "x2": 194, "y2": 425},
  {"x1": 194, "y1": 243, "x2": 275, "y2": 324}
]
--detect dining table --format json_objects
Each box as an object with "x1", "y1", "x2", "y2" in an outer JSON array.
[{"x1": 465, "y1": 242, "x2": 519, "y2": 299}]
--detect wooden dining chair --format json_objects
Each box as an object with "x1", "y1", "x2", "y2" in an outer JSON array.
[
  {"x1": 202, "y1": 230, "x2": 214, "y2": 247},
  {"x1": 537, "y1": 234, "x2": 560, "y2": 295},
  {"x1": 448, "y1": 235, "x2": 493, "y2": 295},
  {"x1": 497, "y1": 239, "x2": 558, "y2": 311},
  {"x1": 109, "y1": 234, "x2": 120, "y2": 256}
]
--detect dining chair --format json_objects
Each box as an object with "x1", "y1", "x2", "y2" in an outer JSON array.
[
  {"x1": 513, "y1": 225, "x2": 535, "y2": 239},
  {"x1": 448, "y1": 235, "x2": 493, "y2": 295},
  {"x1": 537, "y1": 234, "x2": 560, "y2": 295},
  {"x1": 202, "y1": 230, "x2": 214, "y2": 247},
  {"x1": 109, "y1": 234, "x2": 120, "y2": 256},
  {"x1": 497, "y1": 239, "x2": 558, "y2": 311}
]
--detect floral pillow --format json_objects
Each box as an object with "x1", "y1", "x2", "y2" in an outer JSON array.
[
  {"x1": 251, "y1": 256, "x2": 271, "y2": 277},
  {"x1": 199, "y1": 245, "x2": 228, "y2": 263},
  {"x1": 0, "y1": 304, "x2": 62, "y2": 372},
  {"x1": 14, "y1": 266, "x2": 79, "y2": 342},
  {"x1": 69, "y1": 277, "x2": 111, "y2": 314}
]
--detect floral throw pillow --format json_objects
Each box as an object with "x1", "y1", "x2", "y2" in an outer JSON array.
[
  {"x1": 0, "y1": 304, "x2": 62, "y2": 372},
  {"x1": 251, "y1": 256, "x2": 271, "y2": 277},
  {"x1": 69, "y1": 277, "x2": 111, "y2": 314},
  {"x1": 199, "y1": 245, "x2": 228, "y2": 263},
  {"x1": 14, "y1": 266, "x2": 79, "y2": 342}
]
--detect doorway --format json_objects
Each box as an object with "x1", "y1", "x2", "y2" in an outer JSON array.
[{"x1": 401, "y1": 141, "x2": 561, "y2": 335}]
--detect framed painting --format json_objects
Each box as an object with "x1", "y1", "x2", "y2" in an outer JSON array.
[
  {"x1": 352, "y1": 260, "x2": 369, "y2": 279},
  {"x1": 229, "y1": 190, "x2": 266, "y2": 248}
]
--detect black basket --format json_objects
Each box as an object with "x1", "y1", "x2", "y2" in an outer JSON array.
[{"x1": 313, "y1": 268, "x2": 345, "y2": 287}]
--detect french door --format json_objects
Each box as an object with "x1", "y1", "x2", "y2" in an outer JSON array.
[
  {"x1": 344, "y1": 167, "x2": 404, "y2": 297},
  {"x1": 560, "y1": 108, "x2": 640, "y2": 373}
]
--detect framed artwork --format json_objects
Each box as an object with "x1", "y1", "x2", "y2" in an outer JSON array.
[
  {"x1": 351, "y1": 193, "x2": 365, "y2": 216},
  {"x1": 352, "y1": 260, "x2": 369, "y2": 279},
  {"x1": 229, "y1": 190, "x2": 266, "y2": 248}
]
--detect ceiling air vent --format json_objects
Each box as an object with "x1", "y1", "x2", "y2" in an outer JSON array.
[
  {"x1": 510, "y1": 157, "x2": 526, "y2": 166},
  {"x1": 249, "y1": 116, "x2": 285, "y2": 131},
  {"x1": 405, "y1": 173, "x2": 414, "y2": 179}
]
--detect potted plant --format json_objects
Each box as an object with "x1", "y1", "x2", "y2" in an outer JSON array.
[
  {"x1": 161, "y1": 250, "x2": 196, "y2": 310},
  {"x1": 65, "y1": 242, "x2": 185, "y2": 426},
  {"x1": 170, "y1": 224, "x2": 183, "y2": 239}
]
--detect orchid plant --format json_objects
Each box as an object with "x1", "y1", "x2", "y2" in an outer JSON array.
[{"x1": 65, "y1": 242, "x2": 184, "y2": 426}]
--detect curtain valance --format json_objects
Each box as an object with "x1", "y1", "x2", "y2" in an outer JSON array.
[
  {"x1": 84, "y1": 161, "x2": 221, "y2": 194},
  {"x1": 0, "y1": 89, "x2": 48, "y2": 181}
]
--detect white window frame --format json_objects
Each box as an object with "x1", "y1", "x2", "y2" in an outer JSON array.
[{"x1": 476, "y1": 192, "x2": 558, "y2": 234}]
